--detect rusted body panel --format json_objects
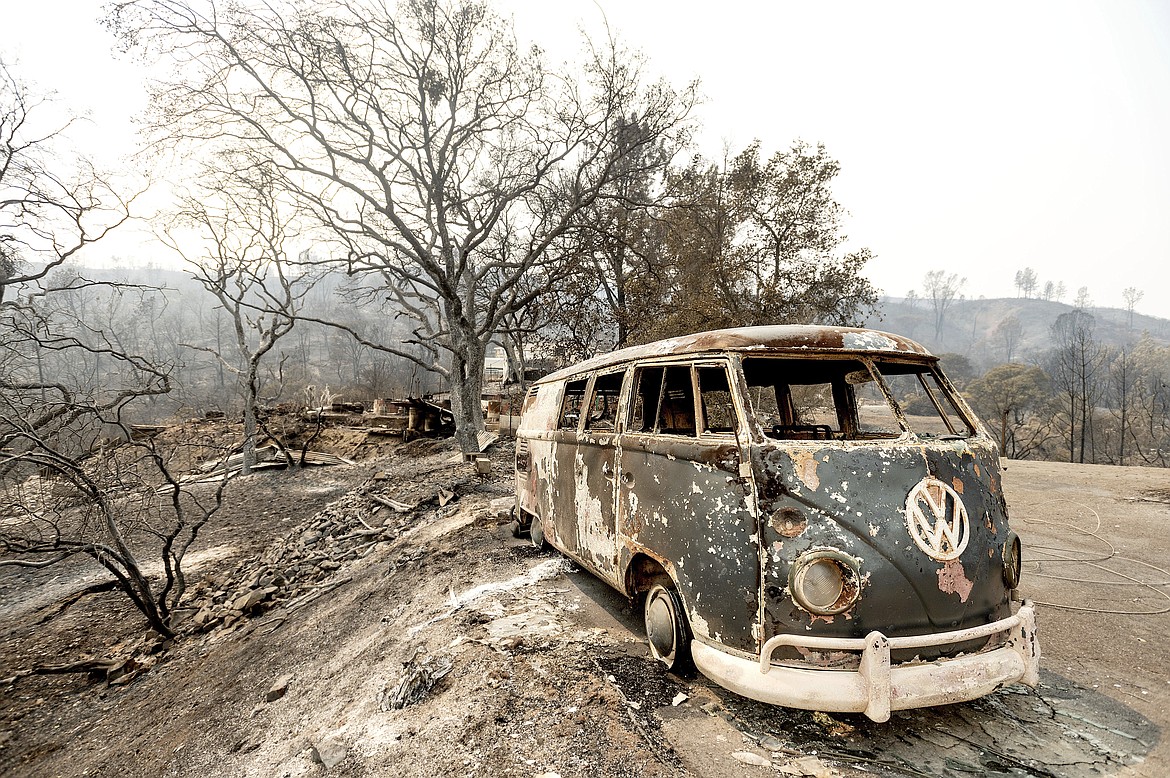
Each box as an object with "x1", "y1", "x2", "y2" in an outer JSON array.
[
  {"x1": 514, "y1": 325, "x2": 1038, "y2": 721},
  {"x1": 553, "y1": 428, "x2": 620, "y2": 580},
  {"x1": 756, "y1": 440, "x2": 1011, "y2": 661},
  {"x1": 618, "y1": 433, "x2": 759, "y2": 652}
]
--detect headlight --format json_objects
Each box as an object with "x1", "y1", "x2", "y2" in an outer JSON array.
[
  {"x1": 1003, "y1": 532, "x2": 1022, "y2": 589},
  {"x1": 790, "y1": 549, "x2": 861, "y2": 615}
]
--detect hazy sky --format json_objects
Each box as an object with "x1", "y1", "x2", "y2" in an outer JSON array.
[{"x1": 4, "y1": 1, "x2": 1169, "y2": 317}]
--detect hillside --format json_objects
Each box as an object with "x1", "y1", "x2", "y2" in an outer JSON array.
[
  {"x1": 2, "y1": 430, "x2": 1167, "y2": 777},
  {"x1": 866, "y1": 296, "x2": 1170, "y2": 368},
  {"x1": 58, "y1": 264, "x2": 1170, "y2": 384}
]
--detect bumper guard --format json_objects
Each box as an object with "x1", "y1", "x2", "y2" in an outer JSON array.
[{"x1": 691, "y1": 601, "x2": 1040, "y2": 722}]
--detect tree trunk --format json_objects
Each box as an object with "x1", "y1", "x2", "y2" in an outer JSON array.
[
  {"x1": 97, "y1": 501, "x2": 176, "y2": 638},
  {"x1": 614, "y1": 227, "x2": 628, "y2": 349},
  {"x1": 448, "y1": 326, "x2": 486, "y2": 456},
  {"x1": 500, "y1": 334, "x2": 527, "y2": 390},
  {"x1": 1078, "y1": 356, "x2": 1089, "y2": 464},
  {"x1": 999, "y1": 411, "x2": 1009, "y2": 457},
  {"x1": 1119, "y1": 400, "x2": 1127, "y2": 465},
  {"x1": 242, "y1": 361, "x2": 260, "y2": 474}
]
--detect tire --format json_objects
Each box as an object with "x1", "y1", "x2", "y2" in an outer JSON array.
[
  {"x1": 508, "y1": 519, "x2": 523, "y2": 538},
  {"x1": 643, "y1": 579, "x2": 693, "y2": 674},
  {"x1": 530, "y1": 513, "x2": 549, "y2": 550}
]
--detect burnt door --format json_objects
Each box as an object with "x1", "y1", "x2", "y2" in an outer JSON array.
[
  {"x1": 571, "y1": 370, "x2": 625, "y2": 584},
  {"x1": 550, "y1": 378, "x2": 588, "y2": 549},
  {"x1": 617, "y1": 362, "x2": 760, "y2": 653}
]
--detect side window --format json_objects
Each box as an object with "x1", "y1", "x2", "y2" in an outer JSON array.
[
  {"x1": 656, "y1": 365, "x2": 696, "y2": 436},
  {"x1": 698, "y1": 366, "x2": 737, "y2": 434},
  {"x1": 747, "y1": 384, "x2": 782, "y2": 422},
  {"x1": 585, "y1": 371, "x2": 624, "y2": 432},
  {"x1": 875, "y1": 367, "x2": 974, "y2": 437},
  {"x1": 790, "y1": 383, "x2": 840, "y2": 431},
  {"x1": 630, "y1": 366, "x2": 664, "y2": 433},
  {"x1": 521, "y1": 385, "x2": 540, "y2": 415},
  {"x1": 558, "y1": 379, "x2": 588, "y2": 431},
  {"x1": 854, "y1": 376, "x2": 900, "y2": 435}
]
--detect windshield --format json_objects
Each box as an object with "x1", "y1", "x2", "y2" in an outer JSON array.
[{"x1": 741, "y1": 357, "x2": 976, "y2": 441}]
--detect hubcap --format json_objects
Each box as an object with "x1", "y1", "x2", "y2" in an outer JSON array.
[{"x1": 646, "y1": 591, "x2": 676, "y2": 659}]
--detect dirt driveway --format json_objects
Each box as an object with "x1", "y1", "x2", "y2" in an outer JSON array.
[{"x1": 1, "y1": 445, "x2": 1166, "y2": 777}]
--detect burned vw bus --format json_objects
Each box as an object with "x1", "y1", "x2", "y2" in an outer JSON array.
[{"x1": 513, "y1": 326, "x2": 1038, "y2": 721}]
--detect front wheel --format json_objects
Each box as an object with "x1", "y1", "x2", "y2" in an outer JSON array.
[{"x1": 643, "y1": 579, "x2": 693, "y2": 674}]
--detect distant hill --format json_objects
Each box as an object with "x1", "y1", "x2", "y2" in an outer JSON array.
[
  {"x1": 35, "y1": 266, "x2": 1170, "y2": 376},
  {"x1": 865, "y1": 296, "x2": 1170, "y2": 369}
]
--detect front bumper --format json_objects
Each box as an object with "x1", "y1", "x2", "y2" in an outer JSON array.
[{"x1": 691, "y1": 601, "x2": 1039, "y2": 722}]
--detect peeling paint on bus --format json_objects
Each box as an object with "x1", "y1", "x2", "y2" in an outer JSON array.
[{"x1": 513, "y1": 325, "x2": 1038, "y2": 721}]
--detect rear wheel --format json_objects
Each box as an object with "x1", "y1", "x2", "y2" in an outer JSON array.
[
  {"x1": 643, "y1": 579, "x2": 693, "y2": 673},
  {"x1": 530, "y1": 513, "x2": 549, "y2": 550}
]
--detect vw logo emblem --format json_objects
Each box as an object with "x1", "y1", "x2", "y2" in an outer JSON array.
[{"x1": 905, "y1": 477, "x2": 970, "y2": 561}]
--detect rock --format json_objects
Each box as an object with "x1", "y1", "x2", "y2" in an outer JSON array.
[
  {"x1": 788, "y1": 755, "x2": 836, "y2": 777},
  {"x1": 266, "y1": 674, "x2": 292, "y2": 702},
  {"x1": 105, "y1": 658, "x2": 138, "y2": 683},
  {"x1": 758, "y1": 735, "x2": 786, "y2": 752},
  {"x1": 107, "y1": 653, "x2": 156, "y2": 684},
  {"x1": 671, "y1": 692, "x2": 688, "y2": 706},
  {"x1": 231, "y1": 588, "x2": 272, "y2": 614},
  {"x1": 731, "y1": 751, "x2": 773, "y2": 768},
  {"x1": 311, "y1": 738, "x2": 348, "y2": 769},
  {"x1": 229, "y1": 591, "x2": 252, "y2": 612},
  {"x1": 195, "y1": 612, "x2": 223, "y2": 632}
]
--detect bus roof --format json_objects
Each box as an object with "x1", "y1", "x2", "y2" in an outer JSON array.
[{"x1": 536, "y1": 325, "x2": 933, "y2": 385}]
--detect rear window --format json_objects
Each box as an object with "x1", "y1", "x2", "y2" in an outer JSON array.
[{"x1": 558, "y1": 379, "x2": 588, "y2": 431}]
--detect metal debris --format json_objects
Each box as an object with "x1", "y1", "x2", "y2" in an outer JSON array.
[{"x1": 381, "y1": 648, "x2": 454, "y2": 710}]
